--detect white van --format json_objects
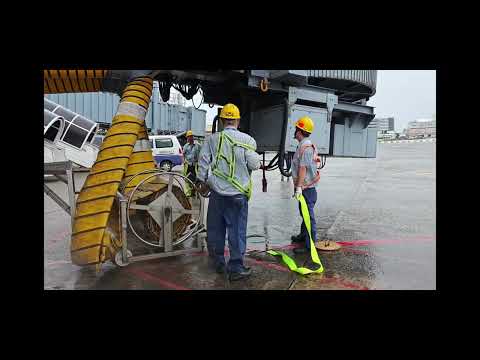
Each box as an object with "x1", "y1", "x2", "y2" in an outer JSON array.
[{"x1": 149, "y1": 135, "x2": 184, "y2": 171}]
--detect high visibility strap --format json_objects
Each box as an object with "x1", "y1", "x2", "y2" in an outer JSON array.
[
  {"x1": 299, "y1": 143, "x2": 321, "y2": 189},
  {"x1": 184, "y1": 159, "x2": 199, "y2": 176},
  {"x1": 267, "y1": 194, "x2": 324, "y2": 275},
  {"x1": 211, "y1": 131, "x2": 254, "y2": 200}
]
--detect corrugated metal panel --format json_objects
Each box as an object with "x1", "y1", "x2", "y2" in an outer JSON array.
[
  {"x1": 45, "y1": 89, "x2": 206, "y2": 136},
  {"x1": 46, "y1": 92, "x2": 120, "y2": 123},
  {"x1": 307, "y1": 70, "x2": 377, "y2": 92}
]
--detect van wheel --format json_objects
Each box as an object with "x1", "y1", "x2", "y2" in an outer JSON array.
[{"x1": 160, "y1": 161, "x2": 173, "y2": 172}]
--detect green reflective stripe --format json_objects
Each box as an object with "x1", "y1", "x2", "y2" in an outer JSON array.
[
  {"x1": 211, "y1": 131, "x2": 254, "y2": 200},
  {"x1": 223, "y1": 132, "x2": 255, "y2": 151},
  {"x1": 184, "y1": 161, "x2": 198, "y2": 176},
  {"x1": 235, "y1": 143, "x2": 255, "y2": 151},
  {"x1": 231, "y1": 145, "x2": 236, "y2": 178},
  {"x1": 267, "y1": 194, "x2": 324, "y2": 275},
  {"x1": 214, "y1": 132, "x2": 224, "y2": 169},
  {"x1": 212, "y1": 168, "x2": 251, "y2": 198}
]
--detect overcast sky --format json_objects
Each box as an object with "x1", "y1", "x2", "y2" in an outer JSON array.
[
  {"x1": 184, "y1": 70, "x2": 436, "y2": 132},
  {"x1": 368, "y1": 70, "x2": 436, "y2": 132}
]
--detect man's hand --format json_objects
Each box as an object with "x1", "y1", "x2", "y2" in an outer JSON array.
[
  {"x1": 294, "y1": 186, "x2": 302, "y2": 200},
  {"x1": 195, "y1": 180, "x2": 211, "y2": 197}
]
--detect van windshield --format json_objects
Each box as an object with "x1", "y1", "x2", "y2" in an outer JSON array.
[
  {"x1": 155, "y1": 138, "x2": 173, "y2": 148},
  {"x1": 91, "y1": 136, "x2": 104, "y2": 148}
]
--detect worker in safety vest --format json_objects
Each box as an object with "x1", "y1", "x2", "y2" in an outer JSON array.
[
  {"x1": 183, "y1": 130, "x2": 201, "y2": 197},
  {"x1": 197, "y1": 103, "x2": 260, "y2": 281},
  {"x1": 290, "y1": 116, "x2": 321, "y2": 254}
]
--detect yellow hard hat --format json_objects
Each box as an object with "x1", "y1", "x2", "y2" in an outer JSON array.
[
  {"x1": 220, "y1": 103, "x2": 241, "y2": 120},
  {"x1": 294, "y1": 116, "x2": 314, "y2": 134},
  {"x1": 186, "y1": 130, "x2": 193, "y2": 137}
]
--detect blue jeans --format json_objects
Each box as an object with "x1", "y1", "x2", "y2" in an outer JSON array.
[
  {"x1": 207, "y1": 191, "x2": 248, "y2": 273},
  {"x1": 299, "y1": 187, "x2": 317, "y2": 249}
]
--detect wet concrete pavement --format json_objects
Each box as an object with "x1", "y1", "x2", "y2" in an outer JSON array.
[{"x1": 44, "y1": 142, "x2": 436, "y2": 290}]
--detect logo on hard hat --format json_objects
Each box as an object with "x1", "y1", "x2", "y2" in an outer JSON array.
[{"x1": 298, "y1": 122, "x2": 304, "y2": 128}]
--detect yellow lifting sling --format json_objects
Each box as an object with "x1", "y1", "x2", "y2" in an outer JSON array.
[{"x1": 267, "y1": 193, "x2": 324, "y2": 275}]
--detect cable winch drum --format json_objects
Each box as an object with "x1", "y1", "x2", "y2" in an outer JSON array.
[{"x1": 125, "y1": 170, "x2": 201, "y2": 248}]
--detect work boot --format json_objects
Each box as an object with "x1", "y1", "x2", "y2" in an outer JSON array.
[
  {"x1": 291, "y1": 234, "x2": 306, "y2": 243},
  {"x1": 229, "y1": 267, "x2": 252, "y2": 281},
  {"x1": 293, "y1": 246, "x2": 309, "y2": 254},
  {"x1": 216, "y1": 263, "x2": 226, "y2": 274},
  {"x1": 207, "y1": 245, "x2": 215, "y2": 258}
]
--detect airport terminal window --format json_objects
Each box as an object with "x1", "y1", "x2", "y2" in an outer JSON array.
[
  {"x1": 44, "y1": 116, "x2": 52, "y2": 127},
  {"x1": 44, "y1": 120, "x2": 61, "y2": 142},
  {"x1": 54, "y1": 107, "x2": 76, "y2": 122},
  {"x1": 43, "y1": 101, "x2": 56, "y2": 112},
  {"x1": 155, "y1": 139, "x2": 173, "y2": 148},
  {"x1": 73, "y1": 116, "x2": 96, "y2": 132},
  {"x1": 86, "y1": 128, "x2": 97, "y2": 144},
  {"x1": 62, "y1": 123, "x2": 88, "y2": 148}
]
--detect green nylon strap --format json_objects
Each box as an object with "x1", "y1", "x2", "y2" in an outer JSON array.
[
  {"x1": 267, "y1": 194, "x2": 324, "y2": 275},
  {"x1": 211, "y1": 131, "x2": 254, "y2": 200}
]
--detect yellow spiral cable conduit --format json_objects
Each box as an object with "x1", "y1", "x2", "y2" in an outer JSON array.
[
  {"x1": 45, "y1": 71, "x2": 192, "y2": 267},
  {"x1": 71, "y1": 75, "x2": 160, "y2": 266},
  {"x1": 44, "y1": 70, "x2": 109, "y2": 94}
]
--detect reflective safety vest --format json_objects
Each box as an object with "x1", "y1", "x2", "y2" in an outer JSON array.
[
  {"x1": 297, "y1": 142, "x2": 321, "y2": 189},
  {"x1": 183, "y1": 161, "x2": 198, "y2": 177},
  {"x1": 211, "y1": 131, "x2": 256, "y2": 200}
]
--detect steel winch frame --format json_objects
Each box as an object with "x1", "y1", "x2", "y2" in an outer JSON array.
[{"x1": 44, "y1": 161, "x2": 208, "y2": 268}]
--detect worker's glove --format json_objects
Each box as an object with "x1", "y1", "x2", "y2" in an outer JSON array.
[
  {"x1": 294, "y1": 186, "x2": 302, "y2": 200},
  {"x1": 195, "y1": 180, "x2": 211, "y2": 197}
]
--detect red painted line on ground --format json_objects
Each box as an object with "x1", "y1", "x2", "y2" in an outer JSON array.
[
  {"x1": 277, "y1": 243, "x2": 302, "y2": 250},
  {"x1": 315, "y1": 277, "x2": 369, "y2": 290},
  {"x1": 341, "y1": 248, "x2": 369, "y2": 255},
  {"x1": 245, "y1": 258, "x2": 290, "y2": 273},
  {"x1": 145, "y1": 247, "x2": 367, "y2": 290},
  {"x1": 337, "y1": 236, "x2": 435, "y2": 246},
  {"x1": 245, "y1": 255, "x2": 369, "y2": 290},
  {"x1": 274, "y1": 236, "x2": 435, "y2": 250},
  {"x1": 125, "y1": 268, "x2": 190, "y2": 290}
]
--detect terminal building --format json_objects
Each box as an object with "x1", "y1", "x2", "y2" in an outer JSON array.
[
  {"x1": 370, "y1": 117, "x2": 395, "y2": 132},
  {"x1": 406, "y1": 119, "x2": 436, "y2": 138}
]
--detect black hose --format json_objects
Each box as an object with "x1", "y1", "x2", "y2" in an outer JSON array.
[
  {"x1": 212, "y1": 115, "x2": 218, "y2": 134},
  {"x1": 192, "y1": 87, "x2": 204, "y2": 109},
  {"x1": 267, "y1": 153, "x2": 279, "y2": 168},
  {"x1": 262, "y1": 153, "x2": 267, "y2": 192},
  {"x1": 278, "y1": 98, "x2": 293, "y2": 178},
  {"x1": 158, "y1": 80, "x2": 171, "y2": 102},
  {"x1": 319, "y1": 155, "x2": 327, "y2": 169}
]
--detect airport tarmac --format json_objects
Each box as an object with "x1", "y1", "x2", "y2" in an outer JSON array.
[{"x1": 44, "y1": 142, "x2": 436, "y2": 290}]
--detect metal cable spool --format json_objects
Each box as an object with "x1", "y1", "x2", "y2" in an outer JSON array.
[{"x1": 125, "y1": 170, "x2": 201, "y2": 249}]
